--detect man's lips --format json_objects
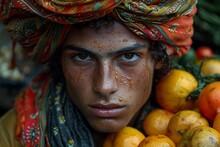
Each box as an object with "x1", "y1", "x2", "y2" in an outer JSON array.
[{"x1": 88, "y1": 104, "x2": 126, "y2": 118}]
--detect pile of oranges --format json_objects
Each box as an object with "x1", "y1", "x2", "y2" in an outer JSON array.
[{"x1": 103, "y1": 56, "x2": 220, "y2": 147}]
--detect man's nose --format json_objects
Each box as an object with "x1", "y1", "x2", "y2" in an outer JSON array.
[{"x1": 93, "y1": 61, "x2": 118, "y2": 97}]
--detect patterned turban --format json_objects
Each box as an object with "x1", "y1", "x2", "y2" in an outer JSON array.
[{"x1": 0, "y1": 0, "x2": 197, "y2": 63}]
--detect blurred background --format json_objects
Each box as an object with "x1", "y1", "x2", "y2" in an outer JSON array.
[
  {"x1": 0, "y1": 0, "x2": 220, "y2": 116},
  {"x1": 0, "y1": 23, "x2": 42, "y2": 116},
  {"x1": 192, "y1": 0, "x2": 220, "y2": 55}
]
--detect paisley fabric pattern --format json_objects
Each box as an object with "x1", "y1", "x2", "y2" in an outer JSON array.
[
  {"x1": 0, "y1": 0, "x2": 197, "y2": 62},
  {"x1": 0, "y1": 0, "x2": 123, "y2": 62},
  {"x1": 113, "y1": 0, "x2": 197, "y2": 56},
  {"x1": 14, "y1": 72, "x2": 50, "y2": 146}
]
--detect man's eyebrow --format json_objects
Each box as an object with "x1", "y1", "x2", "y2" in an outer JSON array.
[
  {"x1": 115, "y1": 44, "x2": 147, "y2": 54},
  {"x1": 63, "y1": 45, "x2": 93, "y2": 54},
  {"x1": 62, "y1": 44, "x2": 148, "y2": 56}
]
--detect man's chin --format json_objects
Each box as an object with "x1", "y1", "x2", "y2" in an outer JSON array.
[{"x1": 88, "y1": 118, "x2": 128, "y2": 133}]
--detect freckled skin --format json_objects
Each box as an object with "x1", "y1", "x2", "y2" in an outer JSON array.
[{"x1": 61, "y1": 22, "x2": 156, "y2": 135}]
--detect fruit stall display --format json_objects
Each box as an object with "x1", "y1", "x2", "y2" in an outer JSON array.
[{"x1": 102, "y1": 52, "x2": 220, "y2": 146}]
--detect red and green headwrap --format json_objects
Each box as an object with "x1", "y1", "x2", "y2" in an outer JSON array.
[{"x1": 0, "y1": 0, "x2": 197, "y2": 62}]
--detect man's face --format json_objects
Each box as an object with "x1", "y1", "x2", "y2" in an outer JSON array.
[{"x1": 61, "y1": 21, "x2": 155, "y2": 133}]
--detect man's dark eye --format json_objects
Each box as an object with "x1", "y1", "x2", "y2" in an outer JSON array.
[
  {"x1": 124, "y1": 53, "x2": 134, "y2": 59},
  {"x1": 71, "y1": 53, "x2": 92, "y2": 62},
  {"x1": 119, "y1": 53, "x2": 140, "y2": 63},
  {"x1": 78, "y1": 53, "x2": 88, "y2": 59}
]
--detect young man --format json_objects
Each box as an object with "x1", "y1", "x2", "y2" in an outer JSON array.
[{"x1": 0, "y1": 0, "x2": 197, "y2": 146}]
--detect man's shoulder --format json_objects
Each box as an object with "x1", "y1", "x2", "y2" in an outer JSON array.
[
  {"x1": 0, "y1": 108, "x2": 17, "y2": 125},
  {"x1": 0, "y1": 109, "x2": 23, "y2": 147}
]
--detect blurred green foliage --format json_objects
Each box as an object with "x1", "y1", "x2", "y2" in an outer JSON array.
[{"x1": 193, "y1": 0, "x2": 220, "y2": 51}]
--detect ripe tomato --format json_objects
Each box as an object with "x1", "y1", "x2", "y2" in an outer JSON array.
[
  {"x1": 198, "y1": 81, "x2": 220, "y2": 122},
  {"x1": 196, "y1": 46, "x2": 213, "y2": 60}
]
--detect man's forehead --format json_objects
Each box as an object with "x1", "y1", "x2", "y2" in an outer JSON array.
[{"x1": 63, "y1": 21, "x2": 150, "y2": 55}]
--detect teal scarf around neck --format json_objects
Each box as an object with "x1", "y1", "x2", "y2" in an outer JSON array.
[{"x1": 46, "y1": 82, "x2": 95, "y2": 147}]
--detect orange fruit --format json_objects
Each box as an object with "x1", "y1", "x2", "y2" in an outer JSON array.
[
  {"x1": 138, "y1": 134, "x2": 176, "y2": 147},
  {"x1": 200, "y1": 58, "x2": 220, "y2": 75},
  {"x1": 142, "y1": 109, "x2": 174, "y2": 135},
  {"x1": 213, "y1": 113, "x2": 220, "y2": 133},
  {"x1": 178, "y1": 126, "x2": 220, "y2": 147},
  {"x1": 198, "y1": 81, "x2": 220, "y2": 122},
  {"x1": 103, "y1": 133, "x2": 116, "y2": 147},
  {"x1": 156, "y1": 69, "x2": 198, "y2": 113},
  {"x1": 103, "y1": 126, "x2": 145, "y2": 147},
  {"x1": 166, "y1": 110, "x2": 209, "y2": 145}
]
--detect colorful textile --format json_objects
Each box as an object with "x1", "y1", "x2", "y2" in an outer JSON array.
[
  {"x1": 14, "y1": 72, "x2": 50, "y2": 146},
  {"x1": 113, "y1": 0, "x2": 197, "y2": 56},
  {"x1": 14, "y1": 71, "x2": 94, "y2": 147},
  {"x1": 0, "y1": 0, "x2": 123, "y2": 62},
  {"x1": 0, "y1": 0, "x2": 197, "y2": 62}
]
